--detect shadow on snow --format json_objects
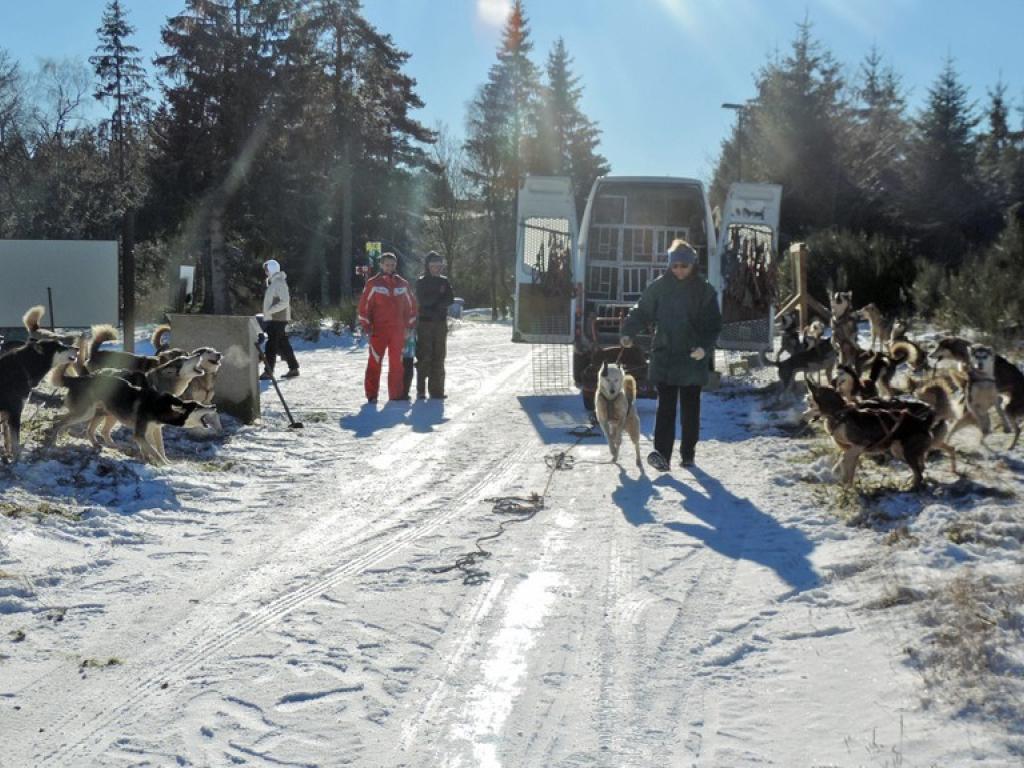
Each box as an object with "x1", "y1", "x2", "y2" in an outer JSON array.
[{"x1": 612, "y1": 464, "x2": 819, "y2": 593}]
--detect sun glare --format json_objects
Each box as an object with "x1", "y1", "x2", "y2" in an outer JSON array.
[
  {"x1": 654, "y1": 0, "x2": 698, "y2": 34},
  {"x1": 476, "y1": 0, "x2": 511, "y2": 28}
]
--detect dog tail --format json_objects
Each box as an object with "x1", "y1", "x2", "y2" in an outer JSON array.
[
  {"x1": 47, "y1": 357, "x2": 77, "y2": 388},
  {"x1": 22, "y1": 305, "x2": 45, "y2": 334},
  {"x1": 624, "y1": 374, "x2": 637, "y2": 405},
  {"x1": 151, "y1": 324, "x2": 171, "y2": 352}
]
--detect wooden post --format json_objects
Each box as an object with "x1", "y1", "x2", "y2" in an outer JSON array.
[
  {"x1": 794, "y1": 242, "x2": 808, "y2": 329},
  {"x1": 775, "y1": 242, "x2": 829, "y2": 326}
]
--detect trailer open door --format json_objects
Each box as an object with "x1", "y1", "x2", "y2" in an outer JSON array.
[
  {"x1": 513, "y1": 176, "x2": 579, "y2": 344},
  {"x1": 714, "y1": 182, "x2": 783, "y2": 351}
]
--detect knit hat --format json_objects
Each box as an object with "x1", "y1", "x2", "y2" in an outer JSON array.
[
  {"x1": 263, "y1": 259, "x2": 281, "y2": 275},
  {"x1": 426, "y1": 250, "x2": 443, "y2": 264},
  {"x1": 667, "y1": 241, "x2": 698, "y2": 266}
]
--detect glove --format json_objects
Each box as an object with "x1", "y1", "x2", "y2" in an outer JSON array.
[
  {"x1": 620, "y1": 336, "x2": 633, "y2": 348},
  {"x1": 690, "y1": 347, "x2": 705, "y2": 361}
]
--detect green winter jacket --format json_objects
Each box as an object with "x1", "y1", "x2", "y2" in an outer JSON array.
[{"x1": 621, "y1": 272, "x2": 723, "y2": 387}]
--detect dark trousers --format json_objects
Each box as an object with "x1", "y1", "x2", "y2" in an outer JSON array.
[
  {"x1": 416, "y1": 319, "x2": 448, "y2": 397},
  {"x1": 654, "y1": 383, "x2": 702, "y2": 462},
  {"x1": 401, "y1": 356, "x2": 415, "y2": 398},
  {"x1": 264, "y1": 320, "x2": 298, "y2": 373}
]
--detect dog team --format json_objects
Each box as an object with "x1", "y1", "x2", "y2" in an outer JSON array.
[
  {"x1": 0, "y1": 304, "x2": 221, "y2": 466},
  {"x1": 783, "y1": 291, "x2": 1024, "y2": 490}
]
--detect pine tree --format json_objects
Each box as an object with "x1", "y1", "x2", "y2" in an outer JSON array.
[
  {"x1": 538, "y1": 38, "x2": 609, "y2": 216},
  {"x1": 465, "y1": 0, "x2": 542, "y2": 319},
  {"x1": 844, "y1": 46, "x2": 908, "y2": 234},
  {"x1": 711, "y1": 19, "x2": 845, "y2": 236},
  {"x1": 977, "y1": 81, "x2": 1015, "y2": 211},
  {"x1": 91, "y1": 0, "x2": 150, "y2": 348},
  {"x1": 904, "y1": 58, "x2": 981, "y2": 266}
]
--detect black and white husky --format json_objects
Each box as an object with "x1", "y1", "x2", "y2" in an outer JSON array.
[
  {"x1": 50, "y1": 370, "x2": 216, "y2": 465},
  {"x1": 594, "y1": 362, "x2": 642, "y2": 467}
]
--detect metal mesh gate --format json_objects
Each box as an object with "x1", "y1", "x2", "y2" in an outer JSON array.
[{"x1": 531, "y1": 344, "x2": 573, "y2": 393}]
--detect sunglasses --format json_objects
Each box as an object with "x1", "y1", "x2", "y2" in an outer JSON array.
[{"x1": 669, "y1": 262, "x2": 694, "y2": 270}]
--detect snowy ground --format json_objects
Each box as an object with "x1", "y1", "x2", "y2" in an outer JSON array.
[{"x1": 2, "y1": 319, "x2": 1023, "y2": 767}]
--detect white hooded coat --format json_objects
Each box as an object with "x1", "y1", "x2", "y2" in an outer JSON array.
[{"x1": 263, "y1": 266, "x2": 291, "y2": 322}]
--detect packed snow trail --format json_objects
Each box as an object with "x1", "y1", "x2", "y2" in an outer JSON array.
[{"x1": 2, "y1": 322, "x2": 1019, "y2": 766}]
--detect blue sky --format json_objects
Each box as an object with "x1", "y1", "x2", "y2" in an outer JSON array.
[{"x1": 4, "y1": 0, "x2": 1023, "y2": 185}]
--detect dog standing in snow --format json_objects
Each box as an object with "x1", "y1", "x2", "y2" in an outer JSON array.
[{"x1": 594, "y1": 362, "x2": 642, "y2": 467}]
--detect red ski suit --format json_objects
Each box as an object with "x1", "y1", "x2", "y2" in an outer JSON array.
[{"x1": 358, "y1": 272, "x2": 418, "y2": 400}]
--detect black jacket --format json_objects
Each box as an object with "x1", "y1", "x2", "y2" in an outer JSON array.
[{"x1": 416, "y1": 273, "x2": 454, "y2": 321}]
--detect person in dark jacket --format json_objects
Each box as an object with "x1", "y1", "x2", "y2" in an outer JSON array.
[
  {"x1": 620, "y1": 239, "x2": 722, "y2": 471},
  {"x1": 415, "y1": 251, "x2": 455, "y2": 399}
]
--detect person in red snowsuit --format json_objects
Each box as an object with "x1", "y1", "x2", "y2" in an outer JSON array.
[{"x1": 357, "y1": 252, "x2": 418, "y2": 402}]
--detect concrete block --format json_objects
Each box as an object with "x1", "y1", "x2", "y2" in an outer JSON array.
[{"x1": 168, "y1": 314, "x2": 261, "y2": 423}]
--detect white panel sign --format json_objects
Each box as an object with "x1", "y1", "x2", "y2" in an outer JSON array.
[{"x1": 0, "y1": 240, "x2": 118, "y2": 328}]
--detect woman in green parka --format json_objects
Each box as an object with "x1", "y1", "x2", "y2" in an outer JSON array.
[{"x1": 620, "y1": 239, "x2": 722, "y2": 471}]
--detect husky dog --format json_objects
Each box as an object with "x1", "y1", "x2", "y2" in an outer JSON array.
[
  {"x1": 776, "y1": 312, "x2": 803, "y2": 360},
  {"x1": 932, "y1": 336, "x2": 1024, "y2": 443},
  {"x1": 51, "y1": 371, "x2": 215, "y2": 464},
  {"x1": 829, "y1": 291, "x2": 860, "y2": 367},
  {"x1": 805, "y1": 381, "x2": 951, "y2": 489},
  {"x1": 764, "y1": 337, "x2": 836, "y2": 391},
  {"x1": 147, "y1": 324, "x2": 224, "y2": 404},
  {"x1": 884, "y1": 323, "x2": 928, "y2": 372},
  {"x1": 0, "y1": 339, "x2": 79, "y2": 462},
  {"x1": 857, "y1": 303, "x2": 890, "y2": 352},
  {"x1": 594, "y1": 362, "x2": 642, "y2": 467},
  {"x1": 79, "y1": 325, "x2": 164, "y2": 374},
  {"x1": 832, "y1": 364, "x2": 878, "y2": 402},
  {"x1": 181, "y1": 348, "x2": 224, "y2": 405},
  {"x1": 945, "y1": 345, "x2": 1001, "y2": 448}
]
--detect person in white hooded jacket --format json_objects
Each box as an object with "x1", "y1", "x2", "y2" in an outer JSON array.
[{"x1": 261, "y1": 259, "x2": 299, "y2": 379}]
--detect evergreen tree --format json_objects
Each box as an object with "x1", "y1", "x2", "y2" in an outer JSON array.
[
  {"x1": 296, "y1": 0, "x2": 432, "y2": 300},
  {"x1": 91, "y1": 0, "x2": 150, "y2": 348},
  {"x1": 151, "y1": 0, "x2": 291, "y2": 312},
  {"x1": 904, "y1": 58, "x2": 981, "y2": 266},
  {"x1": 753, "y1": 19, "x2": 845, "y2": 234},
  {"x1": 977, "y1": 81, "x2": 1018, "y2": 214},
  {"x1": 537, "y1": 37, "x2": 609, "y2": 216},
  {"x1": 465, "y1": 0, "x2": 542, "y2": 319},
  {"x1": 844, "y1": 46, "x2": 908, "y2": 234}
]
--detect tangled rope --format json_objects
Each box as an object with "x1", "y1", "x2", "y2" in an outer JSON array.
[{"x1": 427, "y1": 426, "x2": 593, "y2": 585}]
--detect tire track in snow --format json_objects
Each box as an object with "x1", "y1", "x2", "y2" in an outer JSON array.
[{"x1": 36, "y1": 349, "x2": 535, "y2": 765}]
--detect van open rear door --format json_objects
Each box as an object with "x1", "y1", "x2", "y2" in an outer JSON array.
[
  {"x1": 714, "y1": 182, "x2": 783, "y2": 351},
  {"x1": 513, "y1": 176, "x2": 579, "y2": 344}
]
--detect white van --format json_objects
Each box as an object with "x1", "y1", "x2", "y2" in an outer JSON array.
[{"x1": 513, "y1": 176, "x2": 782, "y2": 404}]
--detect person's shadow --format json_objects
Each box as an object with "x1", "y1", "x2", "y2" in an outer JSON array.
[
  {"x1": 612, "y1": 464, "x2": 819, "y2": 593},
  {"x1": 408, "y1": 400, "x2": 448, "y2": 433},
  {"x1": 338, "y1": 400, "x2": 411, "y2": 437}
]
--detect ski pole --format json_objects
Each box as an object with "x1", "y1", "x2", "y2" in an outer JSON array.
[{"x1": 254, "y1": 340, "x2": 303, "y2": 429}]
